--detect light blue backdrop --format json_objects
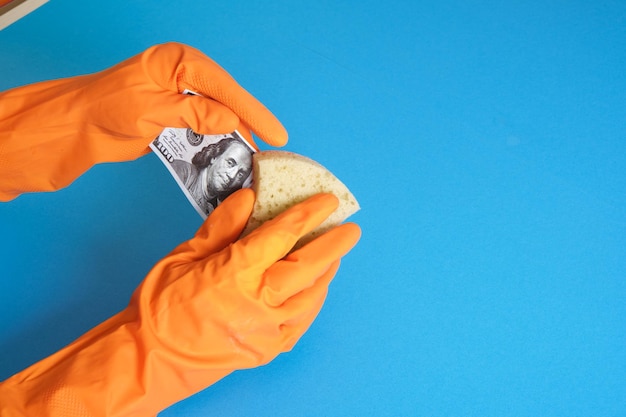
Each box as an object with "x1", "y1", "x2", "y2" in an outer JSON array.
[{"x1": 1, "y1": 1, "x2": 625, "y2": 416}]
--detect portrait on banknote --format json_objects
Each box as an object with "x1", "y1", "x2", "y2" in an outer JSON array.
[{"x1": 150, "y1": 128, "x2": 255, "y2": 218}]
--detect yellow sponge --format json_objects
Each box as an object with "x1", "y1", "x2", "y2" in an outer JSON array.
[{"x1": 241, "y1": 150, "x2": 360, "y2": 246}]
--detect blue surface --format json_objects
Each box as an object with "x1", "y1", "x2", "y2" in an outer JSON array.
[{"x1": 1, "y1": 1, "x2": 625, "y2": 416}]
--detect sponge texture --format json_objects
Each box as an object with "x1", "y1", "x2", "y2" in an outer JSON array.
[{"x1": 241, "y1": 150, "x2": 360, "y2": 245}]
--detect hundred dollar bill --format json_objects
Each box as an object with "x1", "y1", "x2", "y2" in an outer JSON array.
[{"x1": 150, "y1": 127, "x2": 256, "y2": 219}]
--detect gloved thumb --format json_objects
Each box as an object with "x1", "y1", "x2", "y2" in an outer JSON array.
[{"x1": 169, "y1": 188, "x2": 256, "y2": 262}]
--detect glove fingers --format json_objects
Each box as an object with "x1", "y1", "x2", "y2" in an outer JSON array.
[
  {"x1": 233, "y1": 193, "x2": 340, "y2": 273},
  {"x1": 146, "y1": 42, "x2": 288, "y2": 147},
  {"x1": 279, "y1": 260, "x2": 341, "y2": 352},
  {"x1": 178, "y1": 61, "x2": 288, "y2": 147},
  {"x1": 148, "y1": 92, "x2": 241, "y2": 137},
  {"x1": 172, "y1": 188, "x2": 255, "y2": 260},
  {"x1": 261, "y1": 223, "x2": 361, "y2": 306},
  {"x1": 161, "y1": 94, "x2": 259, "y2": 150}
]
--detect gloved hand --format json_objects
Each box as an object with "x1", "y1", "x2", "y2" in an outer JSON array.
[
  {"x1": 0, "y1": 42, "x2": 287, "y2": 201},
  {"x1": 0, "y1": 189, "x2": 361, "y2": 416}
]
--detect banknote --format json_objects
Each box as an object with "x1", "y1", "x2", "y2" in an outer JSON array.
[{"x1": 150, "y1": 127, "x2": 256, "y2": 219}]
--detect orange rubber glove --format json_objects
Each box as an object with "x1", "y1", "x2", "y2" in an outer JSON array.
[
  {"x1": 0, "y1": 189, "x2": 361, "y2": 416},
  {"x1": 0, "y1": 41, "x2": 287, "y2": 202}
]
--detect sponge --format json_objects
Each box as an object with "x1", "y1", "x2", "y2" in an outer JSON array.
[{"x1": 241, "y1": 150, "x2": 360, "y2": 246}]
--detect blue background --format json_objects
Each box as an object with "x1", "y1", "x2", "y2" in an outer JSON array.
[{"x1": 1, "y1": 1, "x2": 625, "y2": 416}]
